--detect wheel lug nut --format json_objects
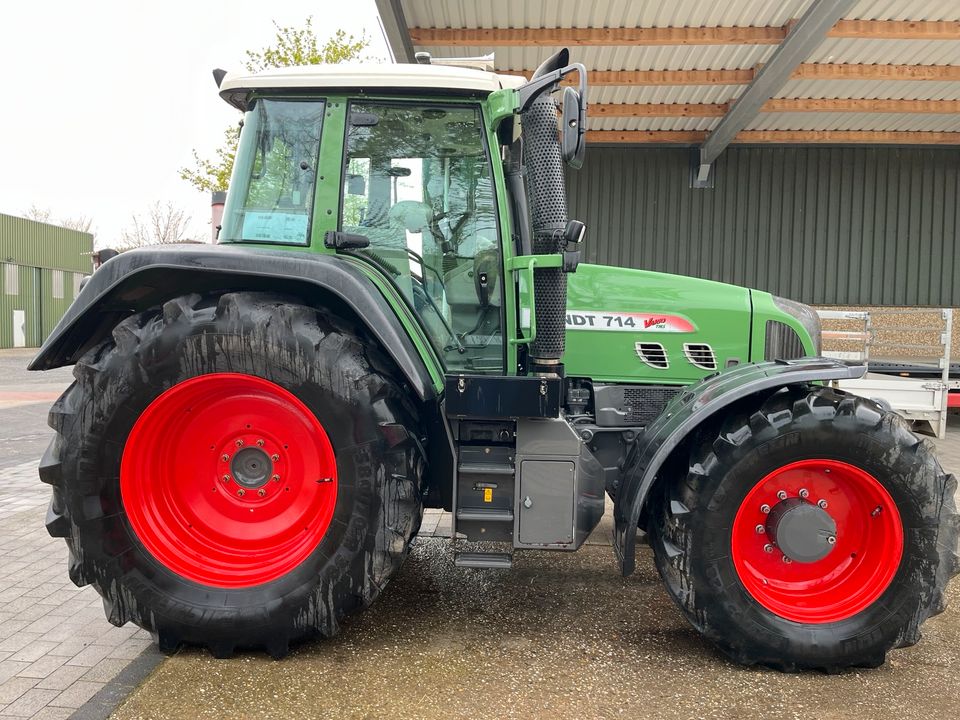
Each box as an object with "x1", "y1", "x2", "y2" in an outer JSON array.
[
  {"x1": 256, "y1": 439, "x2": 265, "y2": 447},
  {"x1": 799, "y1": 488, "x2": 809, "y2": 499},
  {"x1": 777, "y1": 490, "x2": 788, "y2": 500},
  {"x1": 257, "y1": 488, "x2": 266, "y2": 497},
  {"x1": 272, "y1": 474, "x2": 280, "y2": 482},
  {"x1": 271, "y1": 454, "x2": 280, "y2": 462},
  {"x1": 818, "y1": 499, "x2": 828, "y2": 509},
  {"x1": 827, "y1": 535, "x2": 836, "y2": 545},
  {"x1": 235, "y1": 439, "x2": 244, "y2": 447},
  {"x1": 763, "y1": 544, "x2": 774, "y2": 553},
  {"x1": 221, "y1": 454, "x2": 230, "y2": 462},
  {"x1": 237, "y1": 489, "x2": 246, "y2": 497},
  {"x1": 755, "y1": 524, "x2": 765, "y2": 534},
  {"x1": 760, "y1": 503, "x2": 771, "y2": 514},
  {"x1": 221, "y1": 475, "x2": 230, "y2": 483},
  {"x1": 782, "y1": 556, "x2": 792, "y2": 564}
]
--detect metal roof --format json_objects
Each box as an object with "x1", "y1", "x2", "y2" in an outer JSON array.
[{"x1": 383, "y1": 0, "x2": 960, "y2": 143}]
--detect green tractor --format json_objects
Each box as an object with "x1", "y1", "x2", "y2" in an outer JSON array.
[{"x1": 32, "y1": 50, "x2": 958, "y2": 670}]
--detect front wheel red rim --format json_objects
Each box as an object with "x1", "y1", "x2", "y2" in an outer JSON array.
[
  {"x1": 731, "y1": 459, "x2": 903, "y2": 623},
  {"x1": 121, "y1": 373, "x2": 338, "y2": 588}
]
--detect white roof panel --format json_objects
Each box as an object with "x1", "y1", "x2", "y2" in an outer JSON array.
[
  {"x1": 591, "y1": 116, "x2": 718, "y2": 132},
  {"x1": 590, "y1": 85, "x2": 744, "y2": 104},
  {"x1": 423, "y1": 44, "x2": 775, "y2": 72},
  {"x1": 748, "y1": 111, "x2": 960, "y2": 131},
  {"x1": 808, "y1": 37, "x2": 960, "y2": 65},
  {"x1": 778, "y1": 78, "x2": 960, "y2": 100},
  {"x1": 845, "y1": 0, "x2": 960, "y2": 21},
  {"x1": 401, "y1": 0, "x2": 811, "y2": 29}
]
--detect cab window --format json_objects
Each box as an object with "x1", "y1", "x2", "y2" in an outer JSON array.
[
  {"x1": 221, "y1": 98, "x2": 325, "y2": 245},
  {"x1": 341, "y1": 102, "x2": 503, "y2": 374}
]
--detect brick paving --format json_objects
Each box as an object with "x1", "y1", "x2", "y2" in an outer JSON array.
[{"x1": 0, "y1": 462, "x2": 155, "y2": 720}]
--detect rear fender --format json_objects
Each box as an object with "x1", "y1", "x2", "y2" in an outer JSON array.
[
  {"x1": 28, "y1": 244, "x2": 439, "y2": 401},
  {"x1": 612, "y1": 358, "x2": 868, "y2": 575}
]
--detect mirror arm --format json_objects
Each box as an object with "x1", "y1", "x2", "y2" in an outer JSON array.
[{"x1": 517, "y1": 62, "x2": 587, "y2": 114}]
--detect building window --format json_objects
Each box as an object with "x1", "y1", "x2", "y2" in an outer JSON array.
[
  {"x1": 52, "y1": 270, "x2": 64, "y2": 299},
  {"x1": 73, "y1": 273, "x2": 85, "y2": 299},
  {"x1": 3, "y1": 264, "x2": 17, "y2": 295}
]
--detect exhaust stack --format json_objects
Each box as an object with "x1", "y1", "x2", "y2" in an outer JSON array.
[{"x1": 523, "y1": 94, "x2": 569, "y2": 370}]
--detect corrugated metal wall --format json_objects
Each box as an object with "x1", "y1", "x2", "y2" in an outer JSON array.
[
  {"x1": 567, "y1": 145, "x2": 960, "y2": 306},
  {"x1": 0, "y1": 214, "x2": 91, "y2": 272},
  {"x1": 0, "y1": 214, "x2": 92, "y2": 348}
]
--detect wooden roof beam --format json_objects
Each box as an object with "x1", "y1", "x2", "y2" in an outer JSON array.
[
  {"x1": 589, "y1": 99, "x2": 960, "y2": 117},
  {"x1": 506, "y1": 64, "x2": 960, "y2": 86},
  {"x1": 829, "y1": 19, "x2": 960, "y2": 40},
  {"x1": 763, "y1": 98, "x2": 960, "y2": 113},
  {"x1": 409, "y1": 26, "x2": 785, "y2": 46},
  {"x1": 409, "y1": 20, "x2": 960, "y2": 47}
]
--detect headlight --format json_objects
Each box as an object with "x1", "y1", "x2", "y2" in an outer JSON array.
[{"x1": 771, "y1": 296, "x2": 822, "y2": 356}]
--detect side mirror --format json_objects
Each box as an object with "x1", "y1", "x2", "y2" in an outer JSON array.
[{"x1": 561, "y1": 86, "x2": 586, "y2": 170}]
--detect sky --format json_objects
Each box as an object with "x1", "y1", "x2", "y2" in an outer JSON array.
[{"x1": 0, "y1": 0, "x2": 389, "y2": 246}]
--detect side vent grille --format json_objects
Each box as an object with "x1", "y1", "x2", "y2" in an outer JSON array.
[
  {"x1": 765, "y1": 320, "x2": 806, "y2": 361},
  {"x1": 635, "y1": 342, "x2": 669, "y2": 369},
  {"x1": 683, "y1": 343, "x2": 717, "y2": 370}
]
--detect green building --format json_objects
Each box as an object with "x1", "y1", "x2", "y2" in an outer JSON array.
[{"x1": 0, "y1": 213, "x2": 93, "y2": 349}]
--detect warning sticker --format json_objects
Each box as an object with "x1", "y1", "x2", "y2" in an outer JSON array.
[{"x1": 564, "y1": 310, "x2": 696, "y2": 333}]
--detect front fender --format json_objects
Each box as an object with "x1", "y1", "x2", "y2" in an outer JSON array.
[
  {"x1": 612, "y1": 358, "x2": 867, "y2": 575},
  {"x1": 28, "y1": 244, "x2": 439, "y2": 400}
]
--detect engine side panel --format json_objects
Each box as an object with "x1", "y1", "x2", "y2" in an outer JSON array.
[{"x1": 564, "y1": 264, "x2": 753, "y2": 384}]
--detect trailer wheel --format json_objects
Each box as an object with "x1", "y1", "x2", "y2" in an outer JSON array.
[
  {"x1": 650, "y1": 385, "x2": 959, "y2": 671},
  {"x1": 40, "y1": 292, "x2": 425, "y2": 658}
]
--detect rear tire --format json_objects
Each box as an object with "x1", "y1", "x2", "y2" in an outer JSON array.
[
  {"x1": 41, "y1": 292, "x2": 425, "y2": 658},
  {"x1": 650, "y1": 385, "x2": 959, "y2": 671}
]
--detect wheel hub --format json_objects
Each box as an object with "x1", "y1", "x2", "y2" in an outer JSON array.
[
  {"x1": 766, "y1": 497, "x2": 837, "y2": 563},
  {"x1": 730, "y1": 459, "x2": 903, "y2": 623},
  {"x1": 230, "y1": 447, "x2": 273, "y2": 489}
]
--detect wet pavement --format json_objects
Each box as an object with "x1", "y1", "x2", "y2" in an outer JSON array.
[{"x1": 113, "y1": 525, "x2": 960, "y2": 719}]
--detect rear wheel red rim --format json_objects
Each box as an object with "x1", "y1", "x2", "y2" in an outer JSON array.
[
  {"x1": 121, "y1": 373, "x2": 338, "y2": 588},
  {"x1": 731, "y1": 459, "x2": 903, "y2": 623}
]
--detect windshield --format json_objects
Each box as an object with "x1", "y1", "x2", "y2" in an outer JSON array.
[
  {"x1": 341, "y1": 102, "x2": 503, "y2": 374},
  {"x1": 220, "y1": 98, "x2": 326, "y2": 245}
]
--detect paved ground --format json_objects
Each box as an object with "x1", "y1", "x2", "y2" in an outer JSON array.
[
  {"x1": 0, "y1": 351, "x2": 157, "y2": 720},
  {"x1": 0, "y1": 347, "x2": 958, "y2": 720}
]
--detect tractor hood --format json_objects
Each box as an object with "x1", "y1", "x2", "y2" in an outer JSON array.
[{"x1": 563, "y1": 264, "x2": 753, "y2": 384}]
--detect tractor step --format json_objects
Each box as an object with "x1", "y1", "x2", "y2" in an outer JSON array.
[
  {"x1": 454, "y1": 552, "x2": 513, "y2": 569},
  {"x1": 457, "y1": 462, "x2": 514, "y2": 476},
  {"x1": 455, "y1": 508, "x2": 514, "y2": 522}
]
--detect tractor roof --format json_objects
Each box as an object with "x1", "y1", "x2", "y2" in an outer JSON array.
[{"x1": 219, "y1": 63, "x2": 525, "y2": 111}]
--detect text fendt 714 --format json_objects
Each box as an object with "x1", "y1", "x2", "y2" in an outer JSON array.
[{"x1": 31, "y1": 50, "x2": 958, "y2": 671}]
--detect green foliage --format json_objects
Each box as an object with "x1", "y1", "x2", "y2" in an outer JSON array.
[
  {"x1": 179, "y1": 126, "x2": 240, "y2": 194},
  {"x1": 181, "y1": 19, "x2": 368, "y2": 193},
  {"x1": 244, "y1": 20, "x2": 367, "y2": 72}
]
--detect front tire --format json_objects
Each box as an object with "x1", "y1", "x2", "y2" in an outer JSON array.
[
  {"x1": 41, "y1": 292, "x2": 425, "y2": 658},
  {"x1": 650, "y1": 385, "x2": 959, "y2": 671}
]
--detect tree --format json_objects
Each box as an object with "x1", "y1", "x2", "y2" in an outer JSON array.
[
  {"x1": 23, "y1": 205, "x2": 95, "y2": 235},
  {"x1": 119, "y1": 201, "x2": 198, "y2": 248},
  {"x1": 181, "y1": 19, "x2": 368, "y2": 193}
]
